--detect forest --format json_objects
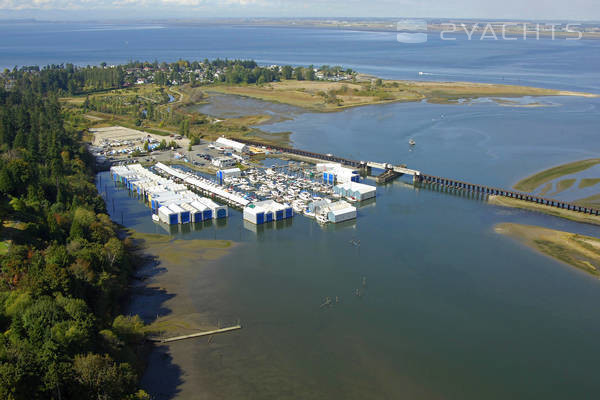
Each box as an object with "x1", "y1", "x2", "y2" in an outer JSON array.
[{"x1": 0, "y1": 68, "x2": 150, "y2": 399}]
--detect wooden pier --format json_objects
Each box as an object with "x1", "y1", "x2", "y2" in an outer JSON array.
[{"x1": 148, "y1": 325, "x2": 242, "y2": 343}]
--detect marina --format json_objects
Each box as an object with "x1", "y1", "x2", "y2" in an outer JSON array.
[
  {"x1": 110, "y1": 163, "x2": 229, "y2": 225},
  {"x1": 109, "y1": 151, "x2": 378, "y2": 226}
]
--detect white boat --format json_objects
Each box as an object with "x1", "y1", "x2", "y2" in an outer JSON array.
[
  {"x1": 409, "y1": 138, "x2": 416, "y2": 146},
  {"x1": 316, "y1": 214, "x2": 329, "y2": 224},
  {"x1": 151, "y1": 214, "x2": 159, "y2": 222},
  {"x1": 299, "y1": 191, "x2": 311, "y2": 201}
]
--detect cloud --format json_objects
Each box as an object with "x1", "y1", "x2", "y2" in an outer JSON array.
[
  {"x1": 0, "y1": 0, "x2": 598, "y2": 19},
  {"x1": 0, "y1": 0, "x2": 265, "y2": 9}
]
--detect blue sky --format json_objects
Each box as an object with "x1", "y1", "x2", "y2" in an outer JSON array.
[{"x1": 0, "y1": 0, "x2": 598, "y2": 21}]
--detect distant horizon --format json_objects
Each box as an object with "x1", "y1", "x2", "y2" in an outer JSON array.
[
  {"x1": 1, "y1": 16, "x2": 599, "y2": 23},
  {"x1": 1, "y1": 0, "x2": 599, "y2": 22}
]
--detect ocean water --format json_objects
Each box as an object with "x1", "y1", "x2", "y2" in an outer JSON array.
[
  {"x1": 14, "y1": 20, "x2": 599, "y2": 399},
  {"x1": 2, "y1": 21, "x2": 600, "y2": 92}
]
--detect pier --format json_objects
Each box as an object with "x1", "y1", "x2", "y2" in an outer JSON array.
[
  {"x1": 233, "y1": 138, "x2": 600, "y2": 216},
  {"x1": 148, "y1": 325, "x2": 242, "y2": 343}
]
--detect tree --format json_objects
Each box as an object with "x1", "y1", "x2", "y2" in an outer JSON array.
[
  {"x1": 73, "y1": 353, "x2": 137, "y2": 400},
  {"x1": 306, "y1": 65, "x2": 315, "y2": 81},
  {"x1": 293, "y1": 66, "x2": 304, "y2": 81},
  {"x1": 281, "y1": 65, "x2": 293, "y2": 80}
]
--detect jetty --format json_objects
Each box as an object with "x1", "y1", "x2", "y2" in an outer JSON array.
[{"x1": 148, "y1": 325, "x2": 242, "y2": 343}]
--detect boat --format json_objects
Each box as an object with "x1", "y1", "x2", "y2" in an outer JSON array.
[
  {"x1": 409, "y1": 138, "x2": 416, "y2": 146},
  {"x1": 316, "y1": 214, "x2": 329, "y2": 224},
  {"x1": 151, "y1": 214, "x2": 159, "y2": 222},
  {"x1": 299, "y1": 191, "x2": 312, "y2": 201}
]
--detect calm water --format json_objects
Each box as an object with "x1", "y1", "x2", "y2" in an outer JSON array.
[
  {"x1": 2, "y1": 22, "x2": 600, "y2": 92},
  {"x1": 19, "y1": 20, "x2": 599, "y2": 399}
]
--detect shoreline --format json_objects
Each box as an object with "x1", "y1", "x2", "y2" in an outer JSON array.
[
  {"x1": 199, "y1": 79, "x2": 598, "y2": 114},
  {"x1": 495, "y1": 223, "x2": 600, "y2": 277},
  {"x1": 488, "y1": 195, "x2": 600, "y2": 226},
  {"x1": 126, "y1": 231, "x2": 240, "y2": 398}
]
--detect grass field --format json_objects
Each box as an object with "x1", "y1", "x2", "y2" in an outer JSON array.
[
  {"x1": 539, "y1": 182, "x2": 553, "y2": 196},
  {"x1": 579, "y1": 178, "x2": 600, "y2": 189},
  {"x1": 513, "y1": 159, "x2": 600, "y2": 192},
  {"x1": 202, "y1": 79, "x2": 597, "y2": 112},
  {"x1": 0, "y1": 240, "x2": 10, "y2": 255},
  {"x1": 495, "y1": 223, "x2": 600, "y2": 276},
  {"x1": 550, "y1": 178, "x2": 577, "y2": 195}
]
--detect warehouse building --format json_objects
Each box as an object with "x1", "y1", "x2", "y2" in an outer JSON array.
[
  {"x1": 317, "y1": 163, "x2": 360, "y2": 185},
  {"x1": 215, "y1": 137, "x2": 248, "y2": 153},
  {"x1": 158, "y1": 205, "x2": 179, "y2": 225},
  {"x1": 190, "y1": 200, "x2": 212, "y2": 220},
  {"x1": 326, "y1": 200, "x2": 357, "y2": 223},
  {"x1": 216, "y1": 167, "x2": 242, "y2": 182},
  {"x1": 110, "y1": 164, "x2": 229, "y2": 225},
  {"x1": 181, "y1": 203, "x2": 203, "y2": 223},
  {"x1": 212, "y1": 156, "x2": 237, "y2": 169},
  {"x1": 197, "y1": 197, "x2": 228, "y2": 219},
  {"x1": 333, "y1": 181, "x2": 376, "y2": 201},
  {"x1": 307, "y1": 199, "x2": 357, "y2": 223},
  {"x1": 243, "y1": 200, "x2": 293, "y2": 225}
]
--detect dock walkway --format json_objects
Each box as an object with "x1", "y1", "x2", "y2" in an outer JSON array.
[{"x1": 148, "y1": 325, "x2": 242, "y2": 343}]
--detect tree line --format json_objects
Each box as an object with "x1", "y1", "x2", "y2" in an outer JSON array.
[
  {"x1": 1, "y1": 59, "x2": 355, "y2": 95},
  {"x1": 0, "y1": 69, "x2": 149, "y2": 398}
]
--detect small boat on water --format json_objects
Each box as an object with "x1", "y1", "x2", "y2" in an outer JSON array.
[
  {"x1": 316, "y1": 214, "x2": 329, "y2": 224},
  {"x1": 409, "y1": 138, "x2": 416, "y2": 146},
  {"x1": 152, "y1": 214, "x2": 159, "y2": 222}
]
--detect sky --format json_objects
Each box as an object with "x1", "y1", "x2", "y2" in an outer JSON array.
[{"x1": 0, "y1": 0, "x2": 599, "y2": 21}]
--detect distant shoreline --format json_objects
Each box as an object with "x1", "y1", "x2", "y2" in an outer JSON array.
[{"x1": 197, "y1": 78, "x2": 598, "y2": 114}]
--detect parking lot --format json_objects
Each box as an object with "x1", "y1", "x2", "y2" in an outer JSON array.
[{"x1": 88, "y1": 125, "x2": 249, "y2": 171}]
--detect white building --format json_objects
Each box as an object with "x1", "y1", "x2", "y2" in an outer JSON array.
[
  {"x1": 216, "y1": 167, "x2": 241, "y2": 181},
  {"x1": 167, "y1": 203, "x2": 190, "y2": 224},
  {"x1": 197, "y1": 197, "x2": 228, "y2": 219},
  {"x1": 158, "y1": 205, "x2": 178, "y2": 225},
  {"x1": 333, "y1": 181, "x2": 376, "y2": 201},
  {"x1": 243, "y1": 200, "x2": 293, "y2": 224},
  {"x1": 212, "y1": 157, "x2": 237, "y2": 168},
  {"x1": 181, "y1": 203, "x2": 203, "y2": 223},
  {"x1": 190, "y1": 200, "x2": 212, "y2": 220},
  {"x1": 307, "y1": 199, "x2": 357, "y2": 223},
  {"x1": 317, "y1": 163, "x2": 360, "y2": 185},
  {"x1": 326, "y1": 200, "x2": 357, "y2": 223},
  {"x1": 215, "y1": 137, "x2": 248, "y2": 153}
]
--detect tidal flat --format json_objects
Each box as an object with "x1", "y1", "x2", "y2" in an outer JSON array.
[
  {"x1": 495, "y1": 223, "x2": 600, "y2": 276},
  {"x1": 126, "y1": 231, "x2": 240, "y2": 399}
]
